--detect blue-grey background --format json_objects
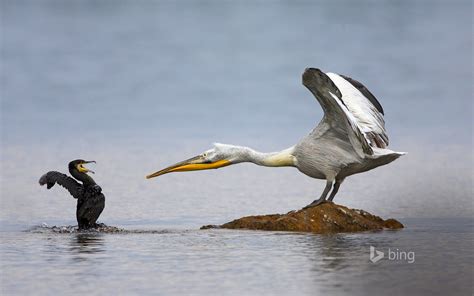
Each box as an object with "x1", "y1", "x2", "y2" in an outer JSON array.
[{"x1": 1, "y1": 1, "x2": 473, "y2": 295}]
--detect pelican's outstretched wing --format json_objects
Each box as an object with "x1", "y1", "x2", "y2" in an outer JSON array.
[
  {"x1": 303, "y1": 68, "x2": 386, "y2": 157},
  {"x1": 39, "y1": 171, "x2": 82, "y2": 199},
  {"x1": 327, "y1": 73, "x2": 388, "y2": 149}
]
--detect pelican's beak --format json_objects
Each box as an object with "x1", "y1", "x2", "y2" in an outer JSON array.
[
  {"x1": 78, "y1": 160, "x2": 96, "y2": 174},
  {"x1": 146, "y1": 155, "x2": 231, "y2": 179}
]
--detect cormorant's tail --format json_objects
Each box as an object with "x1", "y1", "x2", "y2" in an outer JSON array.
[{"x1": 39, "y1": 171, "x2": 82, "y2": 199}]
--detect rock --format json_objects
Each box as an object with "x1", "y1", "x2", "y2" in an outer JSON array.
[
  {"x1": 201, "y1": 202, "x2": 403, "y2": 233},
  {"x1": 200, "y1": 224, "x2": 220, "y2": 230},
  {"x1": 383, "y1": 218, "x2": 404, "y2": 229}
]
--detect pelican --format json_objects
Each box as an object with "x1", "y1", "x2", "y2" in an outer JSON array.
[{"x1": 147, "y1": 68, "x2": 405, "y2": 208}]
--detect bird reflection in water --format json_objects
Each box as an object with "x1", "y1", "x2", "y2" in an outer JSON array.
[
  {"x1": 69, "y1": 234, "x2": 105, "y2": 261},
  {"x1": 297, "y1": 233, "x2": 398, "y2": 273}
]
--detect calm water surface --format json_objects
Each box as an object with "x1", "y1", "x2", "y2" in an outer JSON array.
[
  {"x1": 1, "y1": 219, "x2": 473, "y2": 296},
  {"x1": 1, "y1": 0, "x2": 473, "y2": 295}
]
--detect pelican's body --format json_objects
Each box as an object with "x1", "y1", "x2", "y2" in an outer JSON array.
[
  {"x1": 294, "y1": 125, "x2": 401, "y2": 181},
  {"x1": 147, "y1": 68, "x2": 405, "y2": 207}
]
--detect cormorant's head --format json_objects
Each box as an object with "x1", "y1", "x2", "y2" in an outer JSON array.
[{"x1": 68, "y1": 159, "x2": 96, "y2": 174}]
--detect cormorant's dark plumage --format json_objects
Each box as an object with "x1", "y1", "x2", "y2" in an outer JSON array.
[{"x1": 39, "y1": 159, "x2": 105, "y2": 229}]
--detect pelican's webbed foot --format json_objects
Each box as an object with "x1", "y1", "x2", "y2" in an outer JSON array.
[
  {"x1": 303, "y1": 198, "x2": 330, "y2": 209},
  {"x1": 303, "y1": 180, "x2": 334, "y2": 209}
]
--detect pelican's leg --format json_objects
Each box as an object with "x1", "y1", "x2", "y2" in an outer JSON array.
[
  {"x1": 304, "y1": 180, "x2": 333, "y2": 209},
  {"x1": 327, "y1": 178, "x2": 344, "y2": 202}
]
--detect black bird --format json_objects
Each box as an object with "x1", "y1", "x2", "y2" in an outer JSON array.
[{"x1": 39, "y1": 160, "x2": 105, "y2": 229}]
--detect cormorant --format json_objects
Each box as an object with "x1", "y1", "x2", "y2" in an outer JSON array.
[{"x1": 39, "y1": 159, "x2": 105, "y2": 229}]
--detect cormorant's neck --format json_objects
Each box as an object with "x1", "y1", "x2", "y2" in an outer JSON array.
[
  {"x1": 69, "y1": 168, "x2": 96, "y2": 186},
  {"x1": 230, "y1": 145, "x2": 297, "y2": 167}
]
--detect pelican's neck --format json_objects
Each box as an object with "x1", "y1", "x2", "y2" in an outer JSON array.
[{"x1": 230, "y1": 145, "x2": 297, "y2": 167}]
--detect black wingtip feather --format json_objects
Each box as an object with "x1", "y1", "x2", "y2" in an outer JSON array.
[{"x1": 340, "y1": 74, "x2": 384, "y2": 115}]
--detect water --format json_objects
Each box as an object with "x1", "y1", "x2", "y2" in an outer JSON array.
[
  {"x1": 1, "y1": 219, "x2": 473, "y2": 296},
  {"x1": 1, "y1": 0, "x2": 473, "y2": 295}
]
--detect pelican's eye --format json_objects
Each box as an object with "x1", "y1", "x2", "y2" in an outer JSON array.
[{"x1": 202, "y1": 152, "x2": 215, "y2": 163}]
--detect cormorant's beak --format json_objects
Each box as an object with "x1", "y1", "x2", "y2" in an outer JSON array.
[
  {"x1": 78, "y1": 161, "x2": 96, "y2": 174},
  {"x1": 146, "y1": 155, "x2": 231, "y2": 179}
]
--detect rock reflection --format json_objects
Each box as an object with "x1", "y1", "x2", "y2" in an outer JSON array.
[{"x1": 298, "y1": 232, "x2": 398, "y2": 273}]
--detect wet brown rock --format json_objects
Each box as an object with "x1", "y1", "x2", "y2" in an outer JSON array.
[
  {"x1": 383, "y1": 218, "x2": 404, "y2": 229},
  {"x1": 202, "y1": 202, "x2": 403, "y2": 233}
]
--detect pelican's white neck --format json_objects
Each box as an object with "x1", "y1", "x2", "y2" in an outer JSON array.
[{"x1": 215, "y1": 144, "x2": 296, "y2": 167}]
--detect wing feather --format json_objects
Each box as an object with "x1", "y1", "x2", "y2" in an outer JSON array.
[
  {"x1": 302, "y1": 68, "x2": 373, "y2": 157},
  {"x1": 339, "y1": 74, "x2": 384, "y2": 115},
  {"x1": 326, "y1": 73, "x2": 389, "y2": 148},
  {"x1": 328, "y1": 92, "x2": 373, "y2": 156},
  {"x1": 39, "y1": 171, "x2": 82, "y2": 198}
]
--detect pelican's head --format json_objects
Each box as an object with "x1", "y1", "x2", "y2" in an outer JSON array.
[{"x1": 146, "y1": 143, "x2": 246, "y2": 179}]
